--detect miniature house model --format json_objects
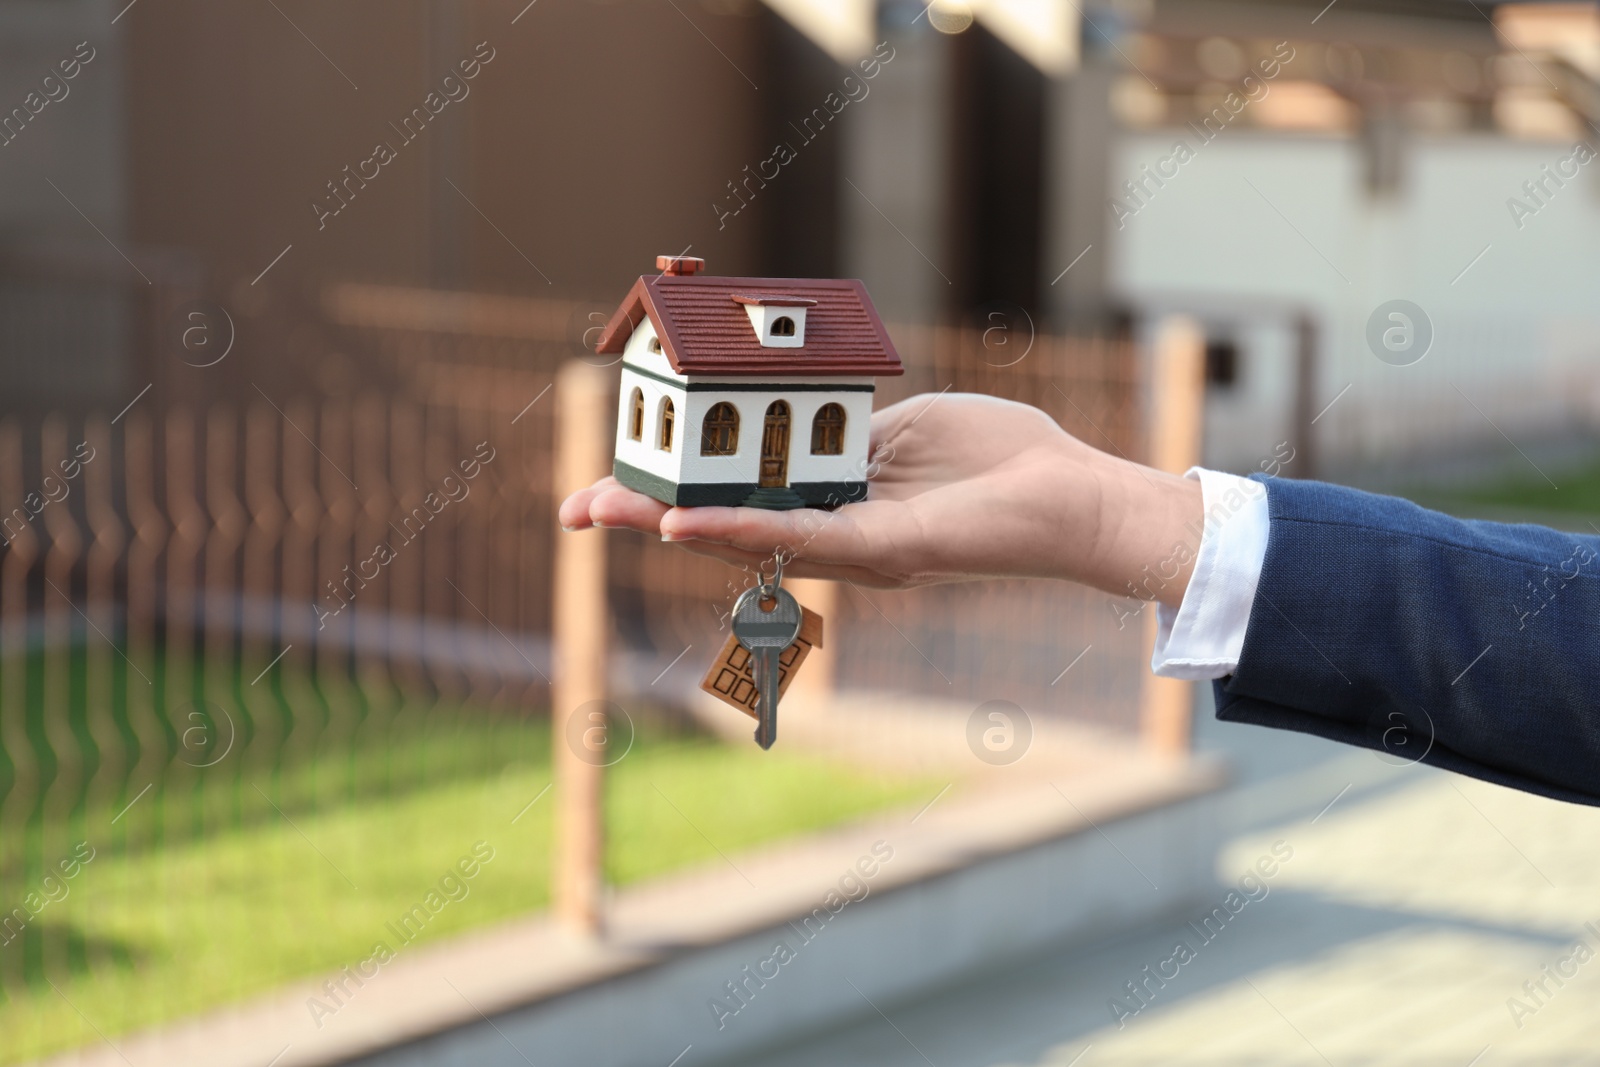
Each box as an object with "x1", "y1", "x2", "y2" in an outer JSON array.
[{"x1": 595, "y1": 256, "x2": 904, "y2": 510}]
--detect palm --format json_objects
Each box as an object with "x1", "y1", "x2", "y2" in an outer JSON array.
[{"x1": 559, "y1": 393, "x2": 1102, "y2": 588}]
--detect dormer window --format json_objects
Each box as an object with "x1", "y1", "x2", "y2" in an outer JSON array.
[{"x1": 733, "y1": 295, "x2": 817, "y2": 349}]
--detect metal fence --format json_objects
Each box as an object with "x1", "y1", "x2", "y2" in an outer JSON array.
[
  {"x1": 322, "y1": 283, "x2": 1153, "y2": 727},
  {"x1": 0, "y1": 283, "x2": 1159, "y2": 1059}
]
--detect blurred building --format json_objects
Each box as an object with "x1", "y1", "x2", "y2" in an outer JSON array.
[
  {"x1": 1101, "y1": 0, "x2": 1600, "y2": 476},
  {"x1": 1, "y1": 0, "x2": 1597, "y2": 474}
]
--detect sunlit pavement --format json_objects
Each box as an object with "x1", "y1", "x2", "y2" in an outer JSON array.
[{"x1": 734, "y1": 705, "x2": 1600, "y2": 1066}]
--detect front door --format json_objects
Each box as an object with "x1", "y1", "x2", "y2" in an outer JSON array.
[{"x1": 759, "y1": 401, "x2": 791, "y2": 487}]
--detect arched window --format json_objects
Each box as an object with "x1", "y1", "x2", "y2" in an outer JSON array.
[
  {"x1": 811, "y1": 403, "x2": 845, "y2": 455},
  {"x1": 700, "y1": 401, "x2": 739, "y2": 456},
  {"x1": 628, "y1": 387, "x2": 644, "y2": 441},
  {"x1": 648, "y1": 336, "x2": 663, "y2": 355},
  {"x1": 658, "y1": 397, "x2": 675, "y2": 451},
  {"x1": 771, "y1": 316, "x2": 796, "y2": 337}
]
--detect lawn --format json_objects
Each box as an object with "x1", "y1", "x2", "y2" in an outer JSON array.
[
  {"x1": 0, "y1": 663, "x2": 938, "y2": 1064},
  {"x1": 1417, "y1": 453, "x2": 1600, "y2": 517}
]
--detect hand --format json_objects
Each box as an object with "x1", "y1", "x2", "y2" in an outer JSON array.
[{"x1": 558, "y1": 393, "x2": 1203, "y2": 605}]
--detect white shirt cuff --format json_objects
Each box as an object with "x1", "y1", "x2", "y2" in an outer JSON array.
[{"x1": 1150, "y1": 467, "x2": 1269, "y2": 680}]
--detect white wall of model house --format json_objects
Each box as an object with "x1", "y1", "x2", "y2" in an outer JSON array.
[{"x1": 612, "y1": 318, "x2": 874, "y2": 489}]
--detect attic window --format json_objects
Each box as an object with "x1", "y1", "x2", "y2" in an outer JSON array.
[
  {"x1": 648, "y1": 336, "x2": 663, "y2": 355},
  {"x1": 733, "y1": 295, "x2": 815, "y2": 349}
]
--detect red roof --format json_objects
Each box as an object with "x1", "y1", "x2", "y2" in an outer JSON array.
[{"x1": 594, "y1": 274, "x2": 903, "y2": 376}]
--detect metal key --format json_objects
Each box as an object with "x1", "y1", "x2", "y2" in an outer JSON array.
[{"x1": 731, "y1": 584, "x2": 802, "y2": 749}]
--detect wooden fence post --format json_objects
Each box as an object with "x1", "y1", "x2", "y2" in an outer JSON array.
[
  {"x1": 782, "y1": 577, "x2": 836, "y2": 708},
  {"x1": 1139, "y1": 315, "x2": 1206, "y2": 755},
  {"x1": 1292, "y1": 312, "x2": 1319, "y2": 480},
  {"x1": 553, "y1": 361, "x2": 611, "y2": 936}
]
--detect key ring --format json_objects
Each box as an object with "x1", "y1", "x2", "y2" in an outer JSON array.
[{"x1": 756, "y1": 549, "x2": 792, "y2": 599}]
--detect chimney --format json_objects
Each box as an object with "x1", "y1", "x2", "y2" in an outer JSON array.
[{"x1": 656, "y1": 255, "x2": 705, "y2": 276}]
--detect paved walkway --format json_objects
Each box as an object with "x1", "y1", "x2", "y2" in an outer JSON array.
[{"x1": 732, "y1": 714, "x2": 1600, "y2": 1066}]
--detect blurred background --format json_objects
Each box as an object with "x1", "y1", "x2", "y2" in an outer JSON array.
[{"x1": 2, "y1": 0, "x2": 1599, "y2": 1064}]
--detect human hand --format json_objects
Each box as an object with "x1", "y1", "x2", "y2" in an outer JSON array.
[{"x1": 558, "y1": 393, "x2": 1202, "y2": 605}]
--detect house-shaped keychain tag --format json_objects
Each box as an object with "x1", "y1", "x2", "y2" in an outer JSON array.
[{"x1": 594, "y1": 255, "x2": 904, "y2": 510}]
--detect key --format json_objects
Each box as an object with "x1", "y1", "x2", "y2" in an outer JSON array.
[
  {"x1": 731, "y1": 585, "x2": 803, "y2": 749},
  {"x1": 699, "y1": 603, "x2": 823, "y2": 722}
]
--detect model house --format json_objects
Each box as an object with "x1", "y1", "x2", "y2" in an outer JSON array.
[{"x1": 595, "y1": 255, "x2": 903, "y2": 510}]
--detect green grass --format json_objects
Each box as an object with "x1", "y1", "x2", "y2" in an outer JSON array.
[
  {"x1": 0, "y1": 662, "x2": 937, "y2": 1063},
  {"x1": 1418, "y1": 454, "x2": 1600, "y2": 517}
]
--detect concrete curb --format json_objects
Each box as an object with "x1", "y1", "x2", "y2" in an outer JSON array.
[
  {"x1": 344, "y1": 762, "x2": 1228, "y2": 1067},
  {"x1": 29, "y1": 732, "x2": 1226, "y2": 1067}
]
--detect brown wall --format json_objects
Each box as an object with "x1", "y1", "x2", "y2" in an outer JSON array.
[
  {"x1": 126, "y1": 0, "x2": 772, "y2": 302},
  {"x1": 466, "y1": 0, "x2": 771, "y2": 299}
]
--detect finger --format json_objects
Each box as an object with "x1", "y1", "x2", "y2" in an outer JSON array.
[
  {"x1": 867, "y1": 394, "x2": 927, "y2": 451},
  {"x1": 558, "y1": 477, "x2": 622, "y2": 530},
  {"x1": 662, "y1": 539, "x2": 770, "y2": 570},
  {"x1": 868, "y1": 392, "x2": 959, "y2": 454},
  {"x1": 587, "y1": 484, "x2": 671, "y2": 533},
  {"x1": 659, "y1": 503, "x2": 871, "y2": 565},
  {"x1": 668, "y1": 538, "x2": 903, "y2": 587}
]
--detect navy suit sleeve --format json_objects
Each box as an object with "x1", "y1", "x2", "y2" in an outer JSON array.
[{"x1": 1214, "y1": 475, "x2": 1600, "y2": 806}]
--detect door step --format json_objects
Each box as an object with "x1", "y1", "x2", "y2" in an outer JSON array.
[{"x1": 742, "y1": 485, "x2": 807, "y2": 510}]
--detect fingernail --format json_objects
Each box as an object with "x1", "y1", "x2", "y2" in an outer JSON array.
[
  {"x1": 592, "y1": 520, "x2": 607, "y2": 528},
  {"x1": 661, "y1": 532, "x2": 681, "y2": 542},
  {"x1": 561, "y1": 524, "x2": 578, "y2": 532}
]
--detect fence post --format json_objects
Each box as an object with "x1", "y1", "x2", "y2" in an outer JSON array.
[
  {"x1": 553, "y1": 360, "x2": 611, "y2": 936},
  {"x1": 1292, "y1": 312, "x2": 1319, "y2": 480},
  {"x1": 783, "y1": 577, "x2": 836, "y2": 707},
  {"x1": 1139, "y1": 315, "x2": 1206, "y2": 755}
]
